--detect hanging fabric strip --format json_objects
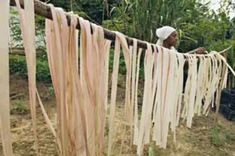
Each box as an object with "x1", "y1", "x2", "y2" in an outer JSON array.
[
  {"x1": 194, "y1": 56, "x2": 206, "y2": 116},
  {"x1": 152, "y1": 46, "x2": 162, "y2": 144},
  {"x1": 91, "y1": 23, "x2": 112, "y2": 154},
  {"x1": 175, "y1": 53, "x2": 185, "y2": 128},
  {"x1": 186, "y1": 56, "x2": 198, "y2": 128},
  {"x1": 130, "y1": 39, "x2": 138, "y2": 144},
  {"x1": 136, "y1": 43, "x2": 154, "y2": 155},
  {"x1": 107, "y1": 35, "x2": 121, "y2": 156},
  {"x1": 0, "y1": 0, "x2": 13, "y2": 155},
  {"x1": 36, "y1": 90, "x2": 56, "y2": 137},
  {"x1": 161, "y1": 50, "x2": 177, "y2": 148},
  {"x1": 15, "y1": 0, "x2": 38, "y2": 154},
  {"x1": 168, "y1": 52, "x2": 181, "y2": 142},
  {"x1": 133, "y1": 48, "x2": 143, "y2": 145}
]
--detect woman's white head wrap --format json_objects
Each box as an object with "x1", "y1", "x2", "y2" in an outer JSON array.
[{"x1": 156, "y1": 26, "x2": 176, "y2": 46}]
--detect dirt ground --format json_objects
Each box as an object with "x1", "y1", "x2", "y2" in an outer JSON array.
[{"x1": 0, "y1": 75, "x2": 234, "y2": 156}]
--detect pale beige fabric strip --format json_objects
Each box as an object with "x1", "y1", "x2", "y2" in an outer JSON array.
[
  {"x1": 186, "y1": 56, "x2": 198, "y2": 128},
  {"x1": 175, "y1": 54, "x2": 185, "y2": 127},
  {"x1": 15, "y1": 1, "x2": 64, "y2": 155},
  {"x1": 36, "y1": 90, "x2": 56, "y2": 137},
  {"x1": 80, "y1": 16, "x2": 113, "y2": 155},
  {"x1": 143, "y1": 44, "x2": 155, "y2": 145},
  {"x1": 194, "y1": 56, "x2": 206, "y2": 116},
  {"x1": 161, "y1": 50, "x2": 178, "y2": 148},
  {"x1": 136, "y1": 43, "x2": 155, "y2": 154},
  {"x1": 91, "y1": 23, "x2": 112, "y2": 155},
  {"x1": 133, "y1": 48, "x2": 143, "y2": 145},
  {"x1": 46, "y1": 6, "x2": 71, "y2": 155},
  {"x1": 152, "y1": 46, "x2": 164, "y2": 145},
  {"x1": 129, "y1": 39, "x2": 138, "y2": 144},
  {"x1": 15, "y1": 0, "x2": 38, "y2": 154},
  {"x1": 107, "y1": 34, "x2": 121, "y2": 156},
  {"x1": 0, "y1": 0, "x2": 13, "y2": 155}
]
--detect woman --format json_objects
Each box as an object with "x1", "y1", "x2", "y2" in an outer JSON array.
[{"x1": 156, "y1": 26, "x2": 205, "y2": 54}]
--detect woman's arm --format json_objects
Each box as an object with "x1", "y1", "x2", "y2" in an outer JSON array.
[{"x1": 186, "y1": 47, "x2": 206, "y2": 54}]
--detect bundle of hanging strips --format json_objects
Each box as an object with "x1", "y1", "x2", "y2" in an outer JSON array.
[{"x1": 1, "y1": 0, "x2": 235, "y2": 155}]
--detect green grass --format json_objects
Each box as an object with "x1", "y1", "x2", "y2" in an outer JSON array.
[
  {"x1": 209, "y1": 125, "x2": 235, "y2": 147},
  {"x1": 11, "y1": 100, "x2": 29, "y2": 115},
  {"x1": 209, "y1": 125, "x2": 223, "y2": 146}
]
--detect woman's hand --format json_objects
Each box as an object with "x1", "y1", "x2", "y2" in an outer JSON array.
[{"x1": 195, "y1": 47, "x2": 206, "y2": 54}]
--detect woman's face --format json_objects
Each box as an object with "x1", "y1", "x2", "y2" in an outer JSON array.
[{"x1": 165, "y1": 31, "x2": 178, "y2": 47}]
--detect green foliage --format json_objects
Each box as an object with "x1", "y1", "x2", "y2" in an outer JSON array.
[
  {"x1": 109, "y1": 49, "x2": 127, "y2": 75},
  {"x1": 102, "y1": 18, "x2": 126, "y2": 32},
  {"x1": 10, "y1": 8, "x2": 22, "y2": 47},
  {"x1": 178, "y1": 13, "x2": 234, "y2": 52},
  {"x1": 48, "y1": 86, "x2": 55, "y2": 97},
  {"x1": 209, "y1": 125, "x2": 235, "y2": 147},
  {"x1": 9, "y1": 53, "x2": 51, "y2": 82},
  {"x1": 148, "y1": 144, "x2": 155, "y2": 156},
  {"x1": 9, "y1": 55, "x2": 28, "y2": 78},
  {"x1": 10, "y1": 8, "x2": 45, "y2": 48},
  {"x1": 11, "y1": 100, "x2": 29, "y2": 115},
  {"x1": 47, "y1": 0, "x2": 119, "y2": 24},
  {"x1": 78, "y1": 0, "x2": 104, "y2": 23},
  {"x1": 101, "y1": 0, "x2": 235, "y2": 54},
  {"x1": 101, "y1": 0, "x2": 235, "y2": 67},
  {"x1": 209, "y1": 125, "x2": 222, "y2": 146},
  {"x1": 36, "y1": 59, "x2": 51, "y2": 82},
  {"x1": 104, "y1": 0, "x2": 203, "y2": 42}
]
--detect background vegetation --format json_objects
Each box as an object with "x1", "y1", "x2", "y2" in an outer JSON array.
[{"x1": 9, "y1": 0, "x2": 235, "y2": 82}]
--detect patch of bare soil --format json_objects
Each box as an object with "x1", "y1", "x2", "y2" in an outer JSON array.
[{"x1": 0, "y1": 75, "x2": 234, "y2": 156}]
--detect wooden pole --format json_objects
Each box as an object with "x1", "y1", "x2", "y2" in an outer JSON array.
[{"x1": 10, "y1": 0, "x2": 149, "y2": 49}]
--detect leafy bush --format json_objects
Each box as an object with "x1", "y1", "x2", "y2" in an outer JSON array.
[
  {"x1": 9, "y1": 55, "x2": 28, "y2": 78},
  {"x1": 9, "y1": 54, "x2": 51, "y2": 83},
  {"x1": 36, "y1": 60, "x2": 51, "y2": 82}
]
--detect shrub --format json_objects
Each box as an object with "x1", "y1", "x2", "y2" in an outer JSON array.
[{"x1": 9, "y1": 54, "x2": 51, "y2": 82}]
